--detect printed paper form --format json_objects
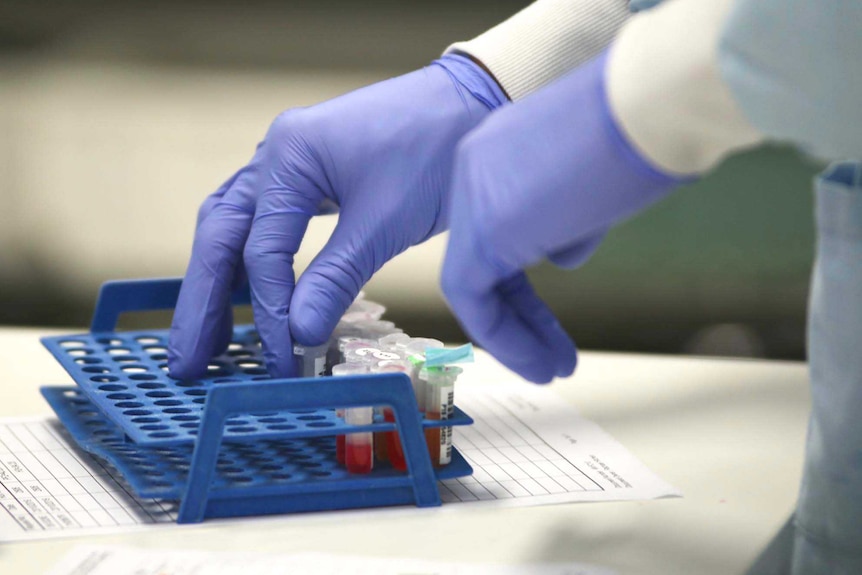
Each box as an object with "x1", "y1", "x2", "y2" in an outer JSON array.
[
  {"x1": 46, "y1": 545, "x2": 618, "y2": 575},
  {"x1": 0, "y1": 380, "x2": 679, "y2": 541}
]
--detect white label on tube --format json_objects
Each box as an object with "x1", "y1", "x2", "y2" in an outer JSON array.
[{"x1": 438, "y1": 385, "x2": 454, "y2": 465}]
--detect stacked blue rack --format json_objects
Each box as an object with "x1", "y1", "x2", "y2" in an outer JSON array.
[{"x1": 39, "y1": 278, "x2": 474, "y2": 523}]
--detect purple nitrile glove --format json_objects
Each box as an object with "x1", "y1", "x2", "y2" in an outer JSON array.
[
  {"x1": 167, "y1": 55, "x2": 507, "y2": 379},
  {"x1": 442, "y1": 50, "x2": 691, "y2": 383}
]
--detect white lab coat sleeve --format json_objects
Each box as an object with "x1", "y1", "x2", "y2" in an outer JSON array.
[
  {"x1": 605, "y1": 0, "x2": 763, "y2": 176},
  {"x1": 445, "y1": 0, "x2": 630, "y2": 101}
]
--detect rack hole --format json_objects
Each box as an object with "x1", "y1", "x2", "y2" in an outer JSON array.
[
  {"x1": 297, "y1": 415, "x2": 326, "y2": 421},
  {"x1": 132, "y1": 417, "x2": 161, "y2": 424},
  {"x1": 136, "y1": 382, "x2": 165, "y2": 390},
  {"x1": 83, "y1": 366, "x2": 111, "y2": 374},
  {"x1": 97, "y1": 384, "x2": 127, "y2": 392},
  {"x1": 121, "y1": 365, "x2": 148, "y2": 373},
  {"x1": 115, "y1": 401, "x2": 144, "y2": 408},
  {"x1": 171, "y1": 414, "x2": 198, "y2": 421},
  {"x1": 106, "y1": 347, "x2": 132, "y2": 355},
  {"x1": 176, "y1": 380, "x2": 203, "y2": 388}
]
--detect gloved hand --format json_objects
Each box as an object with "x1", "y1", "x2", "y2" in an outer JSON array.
[
  {"x1": 442, "y1": 50, "x2": 690, "y2": 383},
  {"x1": 168, "y1": 54, "x2": 507, "y2": 379}
]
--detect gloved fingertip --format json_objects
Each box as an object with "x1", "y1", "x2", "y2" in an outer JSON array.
[
  {"x1": 519, "y1": 361, "x2": 557, "y2": 385},
  {"x1": 289, "y1": 296, "x2": 339, "y2": 347},
  {"x1": 166, "y1": 350, "x2": 206, "y2": 382},
  {"x1": 263, "y1": 349, "x2": 297, "y2": 379},
  {"x1": 556, "y1": 351, "x2": 577, "y2": 379}
]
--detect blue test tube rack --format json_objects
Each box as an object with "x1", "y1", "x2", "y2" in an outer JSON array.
[{"x1": 39, "y1": 278, "x2": 474, "y2": 523}]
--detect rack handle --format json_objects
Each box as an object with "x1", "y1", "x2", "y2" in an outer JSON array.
[
  {"x1": 178, "y1": 372, "x2": 439, "y2": 523},
  {"x1": 90, "y1": 278, "x2": 251, "y2": 332}
]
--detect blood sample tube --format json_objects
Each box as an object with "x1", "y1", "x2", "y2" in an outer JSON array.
[
  {"x1": 423, "y1": 366, "x2": 461, "y2": 467},
  {"x1": 345, "y1": 405, "x2": 374, "y2": 474},
  {"x1": 338, "y1": 336, "x2": 373, "y2": 364},
  {"x1": 374, "y1": 360, "x2": 413, "y2": 471},
  {"x1": 326, "y1": 322, "x2": 364, "y2": 373},
  {"x1": 377, "y1": 332, "x2": 411, "y2": 349},
  {"x1": 292, "y1": 342, "x2": 329, "y2": 378},
  {"x1": 404, "y1": 338, "x2": 444, "y2": 412},
  {"x1": 341, "y1": 300, "x2": 388, "y2": 323},
  {"x1": 331, "y1": 362, "x2": 369, "y2": 466},
  {"x1": 344, "y1": 341, "x2": 404, "y2": 365},
  {"x1": 350, "y1": 319, "x2": 403, "y2": 342}
]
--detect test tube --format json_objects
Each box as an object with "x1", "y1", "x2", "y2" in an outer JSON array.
[
  {"x1": 341, "y1": 299, "x2": 387, "y2": 323},
  {"x1": 350, "y1": 319, "x2": 403, "y2": 342},
  {"x1": 344, "y1": 341, "x2": 404, "y2": 365},
  {"x1": 293, "y1": 342, "x2": 329, "y2": 378},
  {"x1": 377, "y1": 332, "x2": 411, "y2": 349},
  {"x1": 374, "y1": 360, "x2": 413, "y2": 471},
  {"x1": 338, "y1": 336, "x2": 373, "y2": 364},
  {"x1": 331, "y1": 362, "x2": 369, "y2": 466},
  {"x1": 423, "y1": 366, "x2": 461, "y2": 467},
  {"x1": 326, "y1": 322, "x2": 364, "y2": 372},
  {"x1": 404, "y1": 338, "x2": 444, "y2": 411},
  {"x1": 344, "y1": 395, "x2": 374, "y2": 475}
]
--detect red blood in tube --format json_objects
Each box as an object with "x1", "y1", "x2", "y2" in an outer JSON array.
[
  {"x1": 336, "y1": 435, "x2": 345, "y2": 465},
  {"x1": 384, "y1": 408, "x2": 406, "y2": 471},
  {"x1": 346, "y1": 440, "x2": 373, "y2": 474}
]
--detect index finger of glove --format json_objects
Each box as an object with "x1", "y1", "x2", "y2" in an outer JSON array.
[
  {"x1": 168, "y1": 165, "x2": 262, "y2": 380},
  {"x1": 244, "y1": 189, "x2": 319, "y2": 378}
]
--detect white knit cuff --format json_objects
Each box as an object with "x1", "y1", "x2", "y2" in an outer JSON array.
[
  {"x1": 606, "y1": 0, "x2": 763, "y2": 176},
  {"x1": 446, "y1": 0, "x2": 630, "y2": 101}
]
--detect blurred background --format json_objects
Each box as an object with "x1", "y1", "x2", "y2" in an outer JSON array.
[{"x1": 0, "y1": 0, "x2": 823, "y2": 360}]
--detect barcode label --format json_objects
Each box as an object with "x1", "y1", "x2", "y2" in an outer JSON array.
[
  {"x1": 439, "y1": 386, "x2": 454, "y2": 465},
  {"x1": 440, "y1": 425, "x2": 452, "y2": 465}
]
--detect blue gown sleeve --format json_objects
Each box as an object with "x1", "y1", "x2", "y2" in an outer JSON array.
[{"x1": 719, "y1": 1, "x2": 862, "y2": 161}]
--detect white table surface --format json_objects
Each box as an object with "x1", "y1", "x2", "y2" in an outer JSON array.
[{"x1": 0, "y1": 327, "x2": 810, "y2": 575}]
